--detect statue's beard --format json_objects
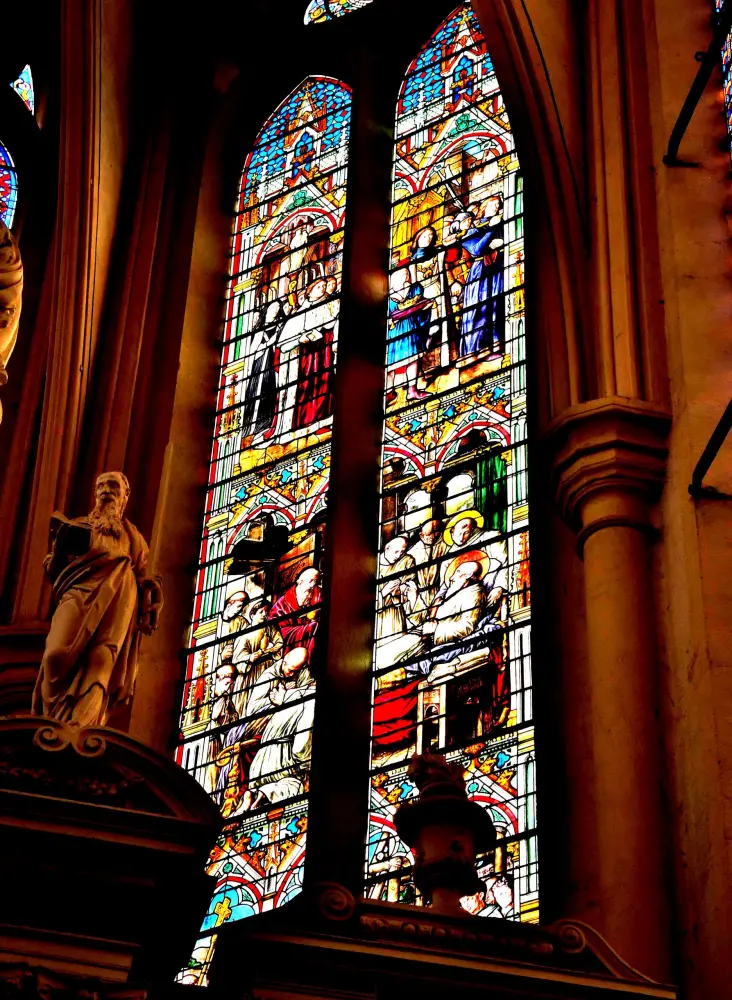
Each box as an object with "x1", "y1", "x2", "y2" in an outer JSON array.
[{"x1": 90, "y1": 501, "x2": 124, "y2": 538}]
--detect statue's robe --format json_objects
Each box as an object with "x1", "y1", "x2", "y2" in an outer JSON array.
[{"x1": 32, "y1": 517, "x2": 148, "y2": 725}]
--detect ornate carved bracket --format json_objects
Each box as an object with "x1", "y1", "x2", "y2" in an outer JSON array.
[
  {"x1": 31, "y1": 718, "x2": 108, "y2": 757},
  {"x1": 0, "y1": 716, "x2": 219, "y2": 982}
]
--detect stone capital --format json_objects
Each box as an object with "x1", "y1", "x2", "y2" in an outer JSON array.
[{"x1": 546, "y1": 397, "x2": 671, "y2": 548}]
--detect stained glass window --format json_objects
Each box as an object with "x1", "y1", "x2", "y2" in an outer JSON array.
[
  {"x1": 716, "y1": 1, "x2": 732, "y2": 143},
  {"x1": 0, "y1": 143, "x2": 18, "y2": 229},
  {"x1": 175, "y1": 76, "x2": 351, "y2": 985},
  {"x1": 366, "y1": 4, "x2": 537, "y2": 922},
  {"x1": 10, "y1": 65, "x2": 34, "y2": 115},
  {"x1": 304, "y1": 0, "x2": 373, "y2": 25}
]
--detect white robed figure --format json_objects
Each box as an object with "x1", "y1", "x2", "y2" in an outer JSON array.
[
  {"x1": 246, "y1": 646, "x2": 316, "y2": 805},
  {"x1": 275, "y1": 277, "x2": 339, "y2": 438}
]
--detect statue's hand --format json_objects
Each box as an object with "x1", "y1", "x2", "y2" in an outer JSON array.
[{"x1": 138, "y1": 574, "x2": 164, "y2": 635}]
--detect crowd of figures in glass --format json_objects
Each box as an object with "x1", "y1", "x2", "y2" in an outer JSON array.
[
  {"x1": 366, "y1": 5, "x2": 538, "y2": 923},
  {"x1": 0, "y1": 143, "x2": 17, "y2": 229},
  {"x1": 175, "y1": 77, "x2": 350, "y2": 985}
]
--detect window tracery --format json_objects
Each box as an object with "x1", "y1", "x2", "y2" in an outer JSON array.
[
  {"x1": 10, "y1": 65, "x2": 34, "y2": 115},
  {"x1": 304, "y1": 0, "x2": 374, "y2": 24},
  {"x1": 366, "y1": 4, "x2": 537, "y2": 922}
]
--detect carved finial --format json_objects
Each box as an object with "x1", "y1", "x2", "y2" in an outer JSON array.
[
  {"x1": 395, "y1": 752, "x2": 496, "y2": 915},
  {"x1": 407, "y1": 751, "x2": 466, "y2": 796},
  {"x1": 0, "y1": 221, "x2": 23, "y2": 419}
]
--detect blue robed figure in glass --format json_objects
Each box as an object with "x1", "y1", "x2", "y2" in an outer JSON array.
[
  {"x1": 385, "y1": 266, "x2": 433, "y2": 402},
  {"x1": 456, "y1": 194, "x2": 505, "y2": 357},
  {"x1": 387, "y1": 272, "x2": 431, "y2": 365}
]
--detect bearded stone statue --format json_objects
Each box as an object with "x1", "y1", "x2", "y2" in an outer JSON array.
[
  {"x1": 33, "y1": 472, "x2": 163, "y2": 727},
  {"x1": 0, "y1": 221, "x2": 23, "y2": 422}
]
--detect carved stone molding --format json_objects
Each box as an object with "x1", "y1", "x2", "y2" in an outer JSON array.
[
  {"x1": 547, "y1": 921, "x2": 656, "y2": 984},
  {"x1": 0, "y1": 715, "x2": 220, "y2": 820},
  {"x1": 547, "y1": 396, "x2": 671, "y2": 548},
  {"x1": 358, "y1": 911, "x2": 553, "y2": 961},
  {"x1": 0, "y1": 964, "x2": 146, "y2": 1000},
  {"x1": 211, "y1": 890, "x2": 676, "y2": 996},
  {"x1": 357, "y1": 905, "x2": 658, "y2": 984}
]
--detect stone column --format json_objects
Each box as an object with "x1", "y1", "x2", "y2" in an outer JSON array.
[
  {"x1": 540, "y1": 0, "x2": 672, "y2": 978},
  {"x1": 11, "y1": 0, "x2": 132, "y2": 623},
  {"x1": 550, "y1": 397, "x2": 671, "y2": 982}
]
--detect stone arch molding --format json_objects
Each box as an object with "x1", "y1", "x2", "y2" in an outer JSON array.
[{"x1": 472, "y1": 0, "x2": 589, "y2": 422}]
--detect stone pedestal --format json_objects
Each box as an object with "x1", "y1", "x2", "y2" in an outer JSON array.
[
  {"x1": 0, "y1": 716, "x2": 219, "y2": 984},
  {"x1": 209, "y1": 885, "x2": 676, "y2": 999}
]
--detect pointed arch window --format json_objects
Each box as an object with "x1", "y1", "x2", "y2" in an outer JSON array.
[
  {"x1": 176, "y1": 3, "x2": 543, "y2": 987},
  {"x1": 304, "y1": 0, "x2": 374, "y2": 25},
  {"x1": 176, "y1": 76, "x2": 352, "y2": 985},
  {"x1": 0, "y1": 142, "x2": 18, "y2": 229},
  {"x1": 366, "y1": 4, "x2": 537, "y2": 922}
]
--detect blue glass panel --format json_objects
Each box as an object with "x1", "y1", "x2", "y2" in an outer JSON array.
[
  {"x1": 304, "y1": 0, "x2": 373, "y2": 24},
  {"x1": 10, "y1": 65, "x2": 34, "y2": 114},
  {"x1": 0, "y1": 143, "x2": 18, "y2": 229}
]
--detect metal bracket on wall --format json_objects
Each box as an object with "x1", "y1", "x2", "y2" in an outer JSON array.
[
  {"x1": 688, "y1": 398, "x2": 732, "y2": 499},
  {"x1": 664, "y1": 3, "x2": 732, "y2": 167}
]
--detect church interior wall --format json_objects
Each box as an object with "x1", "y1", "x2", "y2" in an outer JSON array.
[
  {"x1": 645, "y1": 1, "x2": 732, "y2": 994},
  {"x1": 127, "y1": 67, "x2": 232, "y2": 753},
  {"x1": 0, "y1": 1, "x2": 731, "y2": 998}
]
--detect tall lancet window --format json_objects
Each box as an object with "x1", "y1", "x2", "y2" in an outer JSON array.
[
  {"x1": 176, "y1": 76, "x2": 351, "y2": 985},
  {"x1": 366, "y1": 4, "x2": 537, "y2": 922},
  {"x1": 0, "y1": 143, "x2": 18, "y2": 228}
]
